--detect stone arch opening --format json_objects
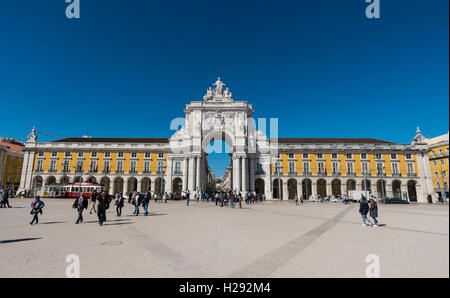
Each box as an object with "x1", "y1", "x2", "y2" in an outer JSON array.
[
  {"x1": 141, "y1": 177, "x2": 151, "y2": 193},
  {"x1": 302, "y1": 179, "x2": 312, "y2": 199},
  {"x1": 100, "y1": 177, "x2": 110, "y2": 193},
  {"x1": 362, "y1": 179, "x2": 371, "y2": 193},
  {"x1": 155, "y1": 177, "x2": 165, "y2": 195},
  {"x1": 113, "y1": 177, "x2": 124, "y2": 194},
  {"x1": 376, "y1": 179, "x2": 386, "y2": 199},
  {"x1": 392, "y1": 180, "x2": 402, "y2": 199},
  {"x1": 255, "y1": 178, "x2": 265, "y2": 195},
  {"x1": 86, "y1": 176, "x2": 97, "y2": 184},
  {"x1": 172, "y1": 178, "x2": 183, "y2": 193},
  {"x1": 46, "y1": 176, "x2": 56, "y2": 185},
  {"x1": 273, "y1": 179, "x2": 283, "y2": 199},
  {"x1": 127, "y1": 177, "x2": 138, "y2": 193},
  {"x1": 332, "y1": 179, "x2": 342, "y2": 197},
  {"x1": 317, "y1": 179, "x2": 327, "y2": 198},
  {"x1": 203, "y1": 131, "x2": 234, "y2": 193},
  {"x1": 288, "y1": 179, "x2": 297, "y2": 199},
  {"x1": 347, "y1": 179, "x2": 356, "y2": 193},
  {"x1": 407, "y1": 180, "x2": 417, "y2": 202},
  {"x1": 60, "y1": 176, "x2": 70, "y2": 185}
]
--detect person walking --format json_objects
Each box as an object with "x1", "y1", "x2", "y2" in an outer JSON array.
[
  {"x1": 30, "y1": 196, "x2": 45, "y2": 225},
  {"x1": 294, "y1": 194, "x2": 299, "y2": 206},
  {"x1": 1, "y1": 186, "x2": 11, "y2": 208},
  {"x1": 73, "y1": 195, "x2": 88, "y2": 224},
  {"x1": 89, "y1": 192, "x2": 97, "y2": 214},
  {"x1": 97, "y1": 192, "x2": 109, "y2": 226},
  {"x1": 359, "y1": 195, "x2": 372, "y2": 227},
  {"x1": 115, "y1": 192, "x2": 124, "y2": 217},
  {"x1": 186, "y1": 191, "x2": 190, "y2": 206},
  {"x1": 143, "y1": 192, "x2": 150, "y2": 216},
  {"x1": 239, "y1": 194, "x2": 243, "y2": 209},
  {"x1": 369, "y1": 199, "x2": 380, "y2": 227},
  {"x1": 133, "y1": 193, "x2": 141, "y2": 216}
]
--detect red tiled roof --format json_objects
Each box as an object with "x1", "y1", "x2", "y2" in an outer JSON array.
[
  {"x1": 276, "y1": 138, "x2": 397, "y2": 144},
  {"x1": 53, "y1": 138, "x2": 170, "y2": 144},
  {"x1": 0, "y1": 141, "x2": 24, "y2": 152}
]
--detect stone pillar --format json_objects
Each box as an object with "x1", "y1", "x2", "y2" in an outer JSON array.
[
  {"x1": 196, "y1": 155, "x2": 201, "y2": 193},
  {"x1": 183, "y1": 157, "x2": 188, "y2": 191},
  {"x1": 19, "y1": 149, "x2": 36, "y2": 192},
  {"x1": 249, "y1": 157, "x2": 256, "y2": 192},
  {"x1": 137, "y1": 179, "x2": 142, "y2": 193},
  {"x1": 124, "y1": 179, "x2": 129, "y2": 196},
  {"x1": 232, "y1": 155, "x2": 240, "y2": 192},
  {"x1": 282, "y1": 179, "x2": 288, "y2": 201},
  {"x1": 241, "y1": 156, "x2": 248, "y2": 193},
  {"x1": 166, "y1": 157, "x2": 174, "y2": 193},
  {"x1": 188, "y1": 156, "x2": 196, "y2": 192},
  {"x1": 311, "y1": 180, "x2": 317, "y2": 199}
]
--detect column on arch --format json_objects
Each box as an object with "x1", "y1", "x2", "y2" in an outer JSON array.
[
  {"x1": 232, "y1": 154, "x2": 240, "y2": 192},
  {"x1": 182, "y1": 157, "x2": 188, "y2": 191},
  {"x1": 188, "y1": 156, "x2": 196, "y2": 192},
  {"x1": 166, "y1": 157, "x2": 174, "y2": 193},
  {"x1": 196, "y1": 155, "x2": 201, "y2": 193},
  {"x1": 241, "y1": 156, "x2": 248, "y2": 193},
  {"x1": 249, "y1": 157, "x2": 256, "y2": 192}
]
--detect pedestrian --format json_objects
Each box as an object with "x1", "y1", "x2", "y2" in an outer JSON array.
[
  {"x1": 294, "y1": 194, "x2": 299, "y2": 206},
  {"x1": 186, "y1": 191, "x2": 190, "y2": 206},
  {"x1": 133, "y1": 193, "x2": 141, "y2": 216},
  {"x1": 369, "y1": 199, "x2": 380, "y2": 227},
  {"x1": 359, "y1": 195, "x2": 372, "y2": 227},
  {"x1": 73, "y1": 195, "x2": 88, "y2": 224},
  {"x1": 0, "y1": 186, "x2": 11, "y2": 208},
  {"x1": 115, "y1": 192, "x2": 124, "y2": 217},
  {"x1": 30, "y1": 196, "x2": 45, "y2": 225},
  {"x1": 164, "y1": 192, "x2": 168, "y2": 203},
  {"x1": 143, "y1": 192, "x2": 150, "y2": 216},
  {"x1": 89, "y1": 191, "x2": 97, "y2": 214},
  {"x1": 97, "y1": 192, "x2": 109, "y2": 226},
  {"x1": 239, "y1": 194, "x2": 243, "y2": 209}
]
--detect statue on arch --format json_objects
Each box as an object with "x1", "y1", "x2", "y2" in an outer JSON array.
[{"x1": 211, "y1": 77, "x2": 228, "y2": 96}]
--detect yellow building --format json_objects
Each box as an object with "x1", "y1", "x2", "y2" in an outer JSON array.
[
  {"x1": 18, "y1": 79, "x2": 438, "y2": 203},
  {"x1": 0, "y1": 138, "x2": 25, "y2": 192},
  {"x1": 426, "y1": 132, "x2": 449, "y2": 200}
]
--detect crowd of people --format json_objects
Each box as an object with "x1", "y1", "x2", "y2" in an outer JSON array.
[{"x1": 1, "y1": 187, "x2": 382, "y2": 228}]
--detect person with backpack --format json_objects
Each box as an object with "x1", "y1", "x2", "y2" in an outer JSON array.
[
  {"x1": 359, "y1": 195, "x2": 372, "y2": 227},
  {"x1": 115, "y1": 192, "x2": 124, "y2": 217},
  {"x1": 73, "y1": 195, "x2": 88, "y2": 224},
  {"x1": 30, "y1": 196, "x2": 45, "y2": 225},
  {"x1": 369, "y1": 199, "x2": 380, "y2": 227},
  {"x1": 1, "y1": 186, "x2": 11, "y2": 208},
  {"x1": 96, "y1": 192, "x2": 109, "y2": 226}
]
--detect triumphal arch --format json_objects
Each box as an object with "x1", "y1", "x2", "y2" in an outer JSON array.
[{"x1": 167, "y1": 77, "x2": 272, "y2": 197}]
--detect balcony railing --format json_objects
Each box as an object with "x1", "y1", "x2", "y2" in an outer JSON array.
[
  {"x1": 347, "y1": 172, "x2": 356, "y2": 176},
  {"x1": 392, "y1": 173, "x2": 402, "y2": 177},
  {"x1": 332, "y1": 172, "x2": 341, "y2": 176},
  {"x1": 174, "y1": 171, "x2": 182, "y2": 175},
  {"x1": 407, "y1": 173, "x2": 417, "y2": 177}
]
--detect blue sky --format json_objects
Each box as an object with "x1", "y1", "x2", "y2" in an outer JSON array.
[{"x1": 0, "y1": 0, "x2": 448, "y2": 177}]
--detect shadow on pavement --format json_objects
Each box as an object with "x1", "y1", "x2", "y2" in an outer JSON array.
[
  {"x1": 0, "y1": 237, "x2": 42, "y2": 244},
  {"x1": 40, "y1": 221, "x2": 67, "y2": 225}
]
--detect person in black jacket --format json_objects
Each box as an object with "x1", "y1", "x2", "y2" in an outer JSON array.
[
  {"x1": 359, "y1": 195, "x2": 372, "y2": 227},
  {"x1": 73, "y1": 195, "x2": 89, "y2": 224},
  {"x1": 97, "y1": 192, "x2": 109, "y2": 226}
]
